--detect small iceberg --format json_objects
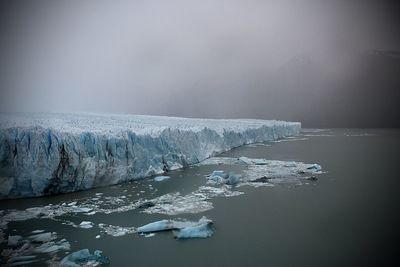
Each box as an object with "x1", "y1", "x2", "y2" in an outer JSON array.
[
  {"x1": 137, "y1": 217, "x2": 214, "y2": 239},
  {"x1": 239, "y1": 156, "x2": 268, "y2": 165},
  {"x1": 79, "y1": 221, "x2": 94, "y2": 229},
  {"x1": 34, "y1": 239, "x2": 70, "y2": 253},
  {"x1": 5, "y1": 255, "x2": 38, "y2": 266},
  {"x1": 174, "y1": 221, "x2": 214, "y2": 239},
  {"x1": 60, "y1": 249, "x2": 110, "y2": 267},
  {"x1": 206, "y1": 170, "x2": 241, "y2": 185},
  {"x1": 28, "y1": 232, "x2": 57, "y2": 243},
  {"x1": 98, "y1": 223, "x2": 136, "y2": 237},
  {"x1": 306, "y1": 164, "x2": 322, "y2": 172},
  {"x1": 137, "y1": 220, "x2": 174, "y2": 233},
  {"x1": 154, "y1": 176, "x2": 171, "y2": 182}
]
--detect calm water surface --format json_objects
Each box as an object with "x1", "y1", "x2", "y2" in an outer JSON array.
[{"x1": 1, "y1": 129, "x2": 399, "y2": 267}]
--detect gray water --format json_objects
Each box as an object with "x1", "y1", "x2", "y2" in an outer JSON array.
[{"x1": 1, "y1": 129, "x2": 399, "y2": 266}]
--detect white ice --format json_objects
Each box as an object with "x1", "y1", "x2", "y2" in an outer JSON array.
[{"x1": 0, "y1": 112, "x2": 300, "y2": 198}]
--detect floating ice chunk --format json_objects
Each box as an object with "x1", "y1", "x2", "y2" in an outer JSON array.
[
  {"x1": 143, "y1": 233, "x2": 155, "y2": 238},
  {"x1": 198, "y1": 156, "x2": 323, "y2": 187},
  {"x1": 143, "y1": 192, "x2": 214, "y2": 215},
  {"x1": 60, "y1": 249, "x2": 110, "y2": 267},
  {"x1": 98, "y1": 223, "x2": 136, "y2": 237},
  {"x1": 7, "y1": 235, "x2": 22, "y2": 247},
  {"x1": 226, "y1": 173, "x2": 241, "y2": 185},
  {"x1": 206, "y1": 170, "x2": 228, "y2": 184},
  {"x1": 137, "y1": 220, "x2": 172, "y2": 233},
  {"x1": 206, "y1": 170, "x2": 241, "y2": 185},
  {"x1": 95, "y1": 235, "x2": 100, "y2": 239},
  {"x1": 34, "y1": 239, "x2": 70, "y2": 253},
  {"x1": 197, "y1": 157, "x2": 241, "y2": 166},
  {"x1": 167, "y1": 162, "x2": 183, "y2": 171},
  {"x1": 154, "y1": 176, "x2": 171, "y2": 182},
  {"x1": 239, "y1": 156, "x2": 268, "y2": 165},
  {"x1": 306, "y1": 164, "x2": 322, "y2": 172},
  {"x1": 30, "y1": 230, "x2": 45, "y2": 234},
  {"x1": 28, "y1": 232, "x2": 57, "y2": 243},
  {"x1": 79, "y1": 221, "x2": 94, "y2": 229},
  {"x1": 6, "y1": 255, "x2": 37, "y2": 266},
  {"x1": 174, "y1": 221, "x2": 214, "y2": 239},
  {"x1": 138, "y1": 217, "x2": 213, "y2": 239},
  {"x1": 197, "y1": 186, "x2": 244, "y2": 198},
  {"x1": 210, "y1": 171, "x2": 228, "y2": 178},
  {"x1": 73, "y1": 207, "x2": 92, "y2": 213}
]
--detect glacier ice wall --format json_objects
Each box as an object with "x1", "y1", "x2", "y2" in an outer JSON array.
[{"x1": 0, "y1": 113, "x2": 300, "y2": 199}]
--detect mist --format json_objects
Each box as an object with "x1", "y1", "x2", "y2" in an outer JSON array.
[{"x1": 0, "y1": 0, "x2": 399, "y2": 127}]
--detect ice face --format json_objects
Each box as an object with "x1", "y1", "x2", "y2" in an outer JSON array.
[{"x1": 0, "y1": 112, "x2": 300, "y2": 199}]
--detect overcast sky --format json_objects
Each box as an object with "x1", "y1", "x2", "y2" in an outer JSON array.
[{"x1": 0, "y1": 0, "x2": 399, "y2": 126}]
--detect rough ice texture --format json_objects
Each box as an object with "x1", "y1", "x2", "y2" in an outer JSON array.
[{"x1": 0, "y1": 112, "x2": 300, "y2": 199}]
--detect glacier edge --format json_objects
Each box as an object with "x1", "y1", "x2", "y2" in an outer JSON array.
[{"x1": 0, "y1": 113, "x2": 301, "y2": 199}]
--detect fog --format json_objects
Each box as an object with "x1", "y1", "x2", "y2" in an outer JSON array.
[{"x1": 0, "y1": 0, "x2": 399, "y2": 127}]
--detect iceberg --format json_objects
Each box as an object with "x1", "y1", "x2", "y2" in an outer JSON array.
[
  {"x1": 154, "y1": 175, "x2": 170, "y2": 182},
  {"x1": 78, "y1": 221, "x2": 94, "y2": 229},
  {"x1": 137, "y1": 217, "x2": 214, "y2": 239},
  {"x1": 0, "y1": 112, "x2": 300, "y2": 199},
  {"x1": 137, "y1": 220, "x2": 173, "y2": 233},
  {"x1": 173, "y1": 221, "x2": 214, "y2": 239},
  {"x1": 60, "y1": 249, "x2": 110, "y2": 267}
]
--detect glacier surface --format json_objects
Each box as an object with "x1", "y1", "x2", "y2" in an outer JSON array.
[{"x1": 0, "y1": 112, "x2": 300, "y2": 199}]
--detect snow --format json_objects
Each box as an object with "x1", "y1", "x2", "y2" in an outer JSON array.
[{"x1": 0, "y1": 112, "x2": 300, "y2": 199}]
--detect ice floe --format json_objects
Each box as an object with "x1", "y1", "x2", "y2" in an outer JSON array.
[
  {"x1": 199, "y1": 156, "x2": 323, "y2": 187},
  {"x1": 173, "y1": 221, "x2": 214, "y2": 239},
  {"x1": 79, "y1": 221, "x2": 94, "y2": 229},
  {"x1": 154, "y1": 176, "x2": 171, "y2": 182},
  {"x1": 138, "y1": 217, "x2": 214, "y2": 239},
  {"x1": 98, "y1": 223, "x2": 136, "y2": 237},
  {"x1": 1, "y1": 232, "x2": 70, "y2": 266},
  {"x1": 60, "y1": 249, "x2": 110, "y2": 267}
]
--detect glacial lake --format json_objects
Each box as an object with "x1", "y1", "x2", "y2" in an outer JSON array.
[{"x1": 1, "y1": 129, "x2": 399, "y2": 266}]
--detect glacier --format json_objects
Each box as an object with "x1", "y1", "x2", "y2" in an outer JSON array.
[{"x1": 0, "y1": 112, "x2": 301, "y2": 199}]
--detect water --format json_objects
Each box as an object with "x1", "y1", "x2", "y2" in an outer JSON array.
[{"x1": 1, "y1": 129, "x2": 399, "y2": 266}]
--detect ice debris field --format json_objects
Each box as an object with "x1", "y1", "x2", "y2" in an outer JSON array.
[
  {"x1": 0, "y1": 151, "x2": 323, "y2": 266},
  {"x1": 0, "y1": 112, "x2": 300, "y2": 199}
]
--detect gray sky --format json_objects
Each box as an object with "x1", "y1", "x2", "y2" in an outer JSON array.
[{"x1": 0, "y1": 0, "x2": 399, "y2": 126}]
